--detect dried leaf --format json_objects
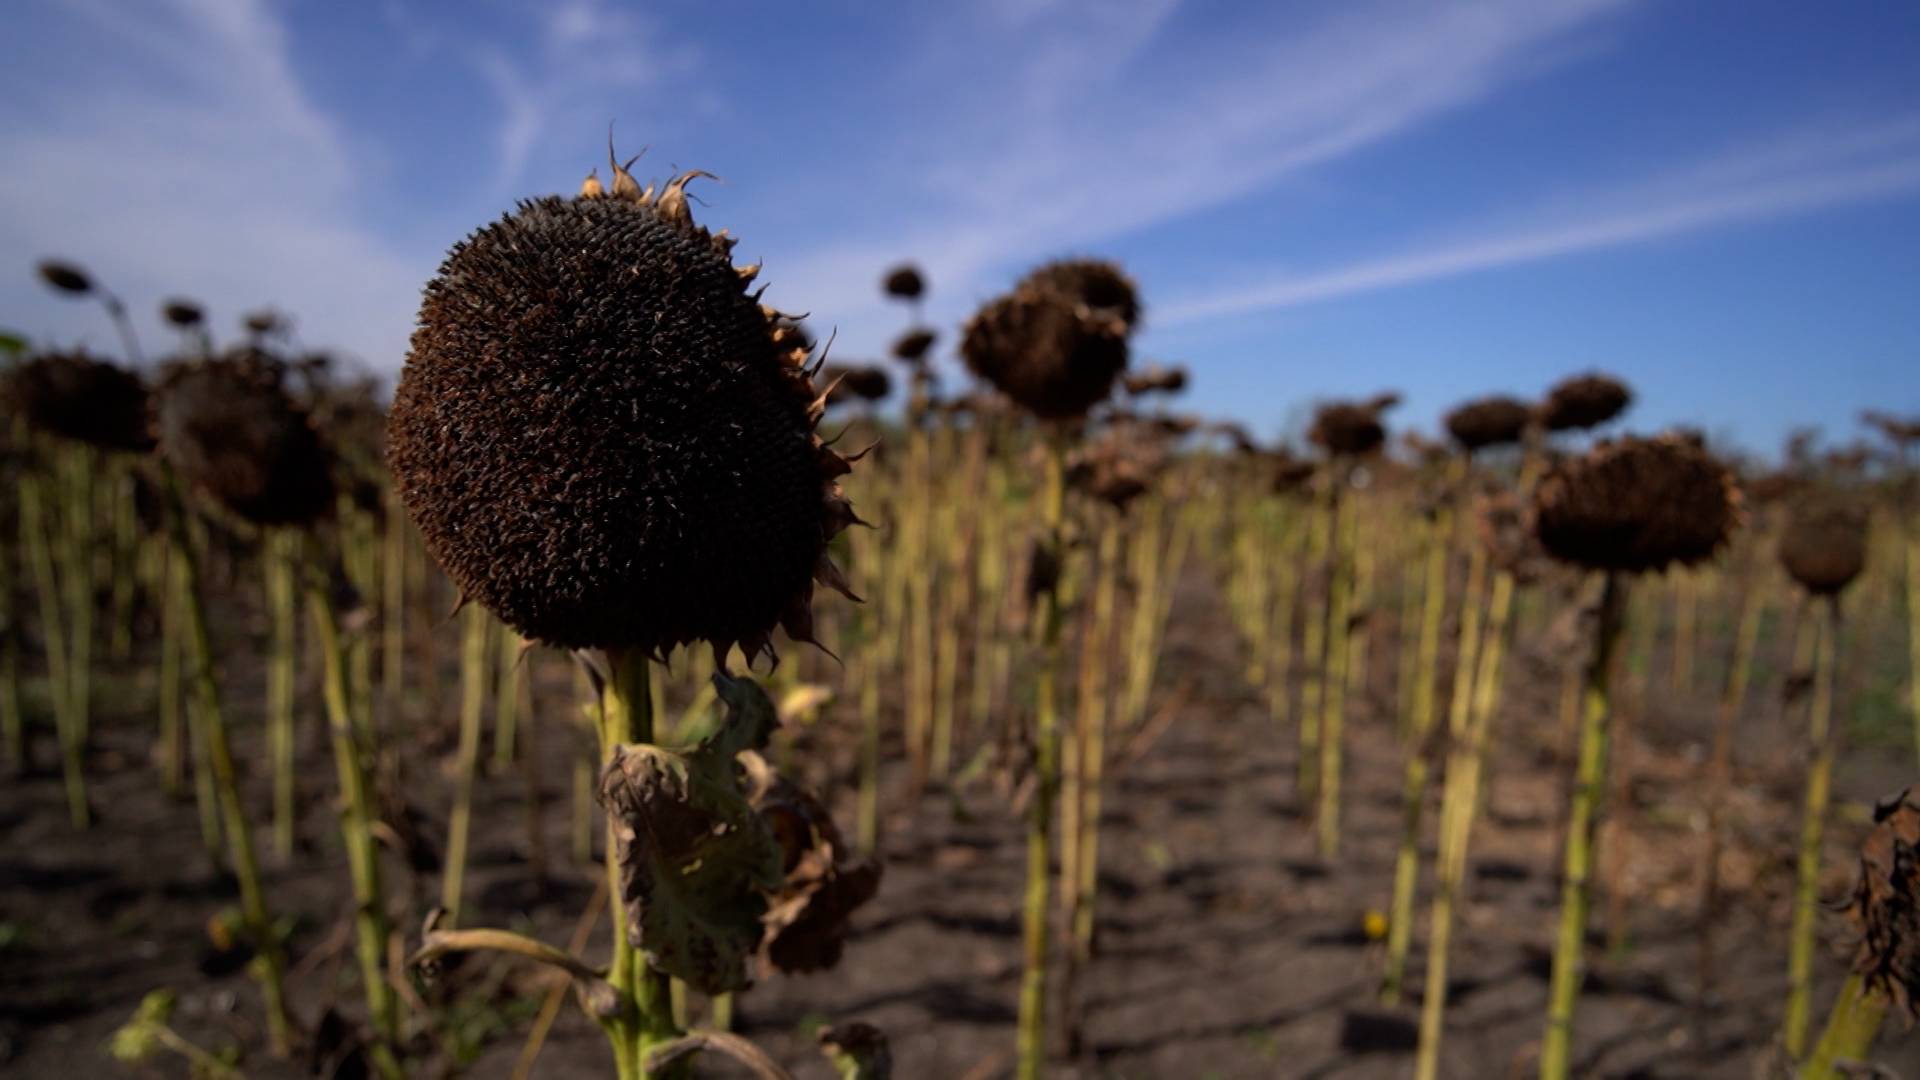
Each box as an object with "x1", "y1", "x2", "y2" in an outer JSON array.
[
  {"x1": 598, "y1": 672, "x2": 785, "y2": 993},
  {"x1": 744, "y1": 753, "x2": 883, "y2": 974}
]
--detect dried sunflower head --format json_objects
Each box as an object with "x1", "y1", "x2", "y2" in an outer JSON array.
[
  {"x1": 1532, "y1": 433, "x2": 1742, "y2": 574},
  {"x1": 1863, "y1": 410, "x2": 1920, "y2": 449},
  {"x1": 8, "y1": 350, "x2": 155, "y2": 453},
  {"x1": 1779, "y1": 493, "x2": 1869, "y2": 596},
  {"x1": 890, "y1": 327, "x2": 936, "y2": 364},
  {"x1": 1309, "y1": 400, "x2": 1388, "y2": 458},
  {"x1": 387, "y1": 156, "x2": 862, "y2": 661},
  {"x1": 1848, "y1": 788, "x2": 1920, "y2": 1020},
  {"x1": 1020, "y1": 258, "x2": 1142, "y2": 332},
  {"x1": 819, "y1": 363, "x2": 892, "y2": 406},
  {"x1": 1122, "y1": 363, "x2": 1187, "y2": 397},
  {"x1": 1270, "y1": 450, "x2": 1317, "y2": 495},
  {"x1": 960, "y1": 263, "x2": 1133, "y2": 420},
  {"x1": 881, "y1": 263, "x2": 925, "y2": 301},
  {"x1": 1540, "y1": 373, "x2": 1632, "y2": 432},
  {"x1": 1066, "y1": 423, "x2": 1164, "y2": 511},
  {"x1": 1445, "y1": 395, "x2": 1533, "y2": 452},
  {"x1": 154, "y1": 347, "x2": 335, "y2": 526},
  {"x1": 35, "y1": 260, "x2": 93, "y2": 295},
  {"x1": 160, "y1": 299, "x2": 205, "y2": 328}
]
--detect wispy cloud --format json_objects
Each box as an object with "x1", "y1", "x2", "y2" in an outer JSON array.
[
  {"x1": 0, "y1": 0, "x2": 422, "y2": 372},
  {"x1": 760, "y1": 0, "x2": 1641, "y2": 358},
  {"x1": 463, "y1": 0, "x2": 701, "y2": 195},
  {"x1": 1154, "y1": 117, "x2": 1920, "y2": 324}
]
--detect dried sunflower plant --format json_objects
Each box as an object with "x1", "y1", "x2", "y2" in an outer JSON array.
[{"x1": 386, "y1": 147, "x2": 885, "y2": 1080}]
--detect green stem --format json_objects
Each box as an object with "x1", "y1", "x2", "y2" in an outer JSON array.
[
  {"x1": 1382, "y1": 500, "x2": 1453, "y2": 1003},
  {"x1": 1317, "y1": 489, "x2": 1354, "y2": 858},
  {"x1": 1297, "y1": 487, "x2": 1333, "y2": 803},
  {"x1": 266, "y1": 529, "x2": 298, "y2": 861},
  {"x1": 493, "y1": 622, "x2": 523, "y2": 771},
  {"x1": 158, "y1": 464, "x2": 292, "y2": 1057},
  {"x1": 441, "y1": 603, "x2": 491, "y2": 924},
  {"x1": 599, "y1": 648, "x2": 684, "y2": 1079},
  {"x1": 1264, "y1": 510, "x2": 1301, "y2": 737},
  {"x1": 59, "y1": 446, "x2": 93, "y2": 752},
  {"x1": 382, "y1": 488, "x2": 406, "y2": 715},
  {"x1": 1540, "y1": 572, "x2": 1628, "y2": 1080},
  {"x1": 20, "y1": 471, "x2": 86, "y2": 827},
  {"x1": 1802, "y1": 973, "x2": 1890, "y2": 1079},
  {"x1": 306, "y1": 553, "x2": 401, "y2": 1070},
  {"x1": 1414, "y1": 566, "x2": 1514, "y2": 1080},
  {"x1": 1017, "y1": 437, "x2": 1067, "y2": 1080},
  {"x1": 108, "y1": 464, "x2": 136, "y2": 662},
  {"x1": 1695, "y1": 564, "x2": 1767, "y2": 1026},
  {"x1": 1784, "y1": 595, "x2": 1841, "y2": 1059}
]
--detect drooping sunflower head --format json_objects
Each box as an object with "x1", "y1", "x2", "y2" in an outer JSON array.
[
  {"x1": 9, "y1": 350, "x2": 155, "y2": 454},
  {"x1": 1532, "y1": 433, "x2": 1741, "y2": 575},
  {"x1": 154, "y1": 347, "x2": 335, "y2": 526},
  {"x1": 1308, "y1": 399, "x2": 1389, "y2": 458},
  {"x1": 387, "y1": 154, "x2": 862, "y2": 661},
  {"x1": 1779, "y1": 492, "x2": 1869, "y2": 596},
  {"x1": 1540, "y1": 372, "x2": 1632, "y2": 432},
  {"x1": 960, "y1": 257, "x2": 1138, "y2": 420},
  {"x1": 1444, "y1": 395, "x2": 1533, "y2": 453}
]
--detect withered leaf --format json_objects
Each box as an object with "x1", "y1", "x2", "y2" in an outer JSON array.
[
  {"x1": 744, "y1": 752, "x2": 883, "y2": 975},
  {"x1": 598, "y1": 672, "x2": 784, "y2": 993}
]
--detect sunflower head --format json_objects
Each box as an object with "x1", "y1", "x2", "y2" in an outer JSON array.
[{"x1": 387, "y1": 154, "x2": 862, "y2": 661}]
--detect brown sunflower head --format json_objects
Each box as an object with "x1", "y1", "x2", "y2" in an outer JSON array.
[
  {"x1": 160, "y1": 299, "x2": 205, "y2": 329},
  {"x1": 1532, "y1": 433, "x2": 1742, "y2": 574},
  {"x1": 387, "y1": 156, "x2": 862, "y2": 661},
  {"x1": 8, "y1": 350, "x2": 155, "y2": 453},
  {"x1": 1019, "y1": 258, "x2": 1142, "y2": 332},
  {"x1": 1847, "y1": 788, "x2": 1920, "y2": 1021},
  {"x1": 1445, "y1": 395, "x2": 1533, "y2": 452},
  {"x1": 1121, "y1": 363, "x2": 1188, "y2": 397},
  {"x1": 1863, "y1": 411, "x2": 1920, "y2": 449},
  {"x1": 154, "y1": 347, "x2": 335, "y2": 526},
  {"x1": 891, "y1": 327, "x2": 937, "y2": 365},
  {"x1": 1270, "y1": 450, "x2": 1318, "y2": 495},
  {"x1": 960, "y1": 259, "x2": 1136, "y2": 420},
  {"x1": 1778, "y1": 492, "x2": 1869, "y2": 596},
  {"x1": 880, "y1": 263, "x2": 925, "y2": 302},
  {"x1": 35, "y1": 260, "x2": 93, "y2": 296},
  {"x1": 819, "y1": 363, "x2": 892, "y2": 406},
  {"x1": 1152, "y1": 413, "x2": 1201, "y2": 439},
  {"x1": 1540, "y1": 372, "x2": 1632, "y2": 432},
  {"x1": 1066, "y1": 423, "x2": 1164, "y2": 511},
  {"x1": 1309, "y1": 400, "x2": 1388, "y2": 458}
]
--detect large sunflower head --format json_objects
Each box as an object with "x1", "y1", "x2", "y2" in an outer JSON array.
[{"x1": 387, "y1": 155, "x2": 861, "y2": 661}]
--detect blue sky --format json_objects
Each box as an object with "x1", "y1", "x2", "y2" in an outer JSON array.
[{"x1": 4, "y1": 0, "x2": 1917, "y2": 455}]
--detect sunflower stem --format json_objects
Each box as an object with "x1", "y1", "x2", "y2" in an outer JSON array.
[
  {"x1": 598, "y1": 647, "x2": 685, "y2": 1079},
  {"x1": 1382, "y1": 492, "x2": 1454, "y2": 1005},
  {"x1": 306, "y1": 547, "x2": 402, "y2": 1071},
  {"x1": 1784, "y1": 595, "x2": 1842, "y2": 1059},
  {"x1": 441, "y1": 602, "x2": 491, "y2": 925},
  {"x1": 1803, "y1": 973, "x2": 1890, "y2": 1079},
  {"x1": 1540, "y1": 571, "x2": 1628, "y2": 1080},
  {"x1": 157, "y1": 462, "x2": 293, "y2": 1057},
  {"x1": 1017, "y1": 435, "x2": 1067, "y2": 1080}
]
